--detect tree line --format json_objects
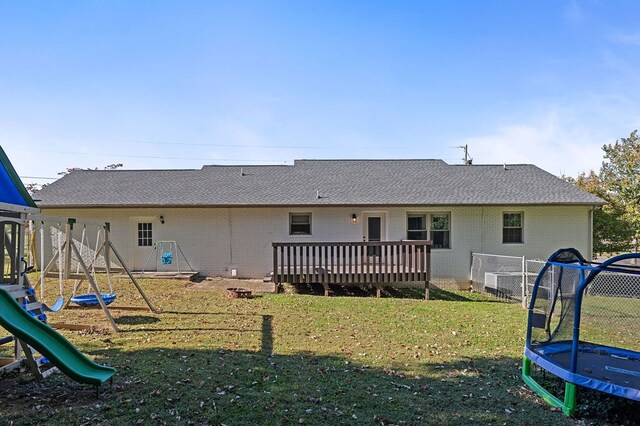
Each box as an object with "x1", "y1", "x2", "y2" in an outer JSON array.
[{"x1": 565, "y1": 130, "x2": 640, "y2": 256}]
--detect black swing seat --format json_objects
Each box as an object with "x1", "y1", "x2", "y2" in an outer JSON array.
[{"x1": 70, "y1": 293, "x2": 117, "y2": 307}]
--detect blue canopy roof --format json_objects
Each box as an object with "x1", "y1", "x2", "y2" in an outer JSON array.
[{"x1": 0, "y1": 145, "x2": 37, "y2": 209}]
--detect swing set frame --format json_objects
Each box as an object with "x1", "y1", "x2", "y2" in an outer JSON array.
[
  {"x1": 28, "y1": 215, "x2": 160, "y2": 332},
  {"x1": 140, "y1": 240, "x2": 195, "y2": 275}
]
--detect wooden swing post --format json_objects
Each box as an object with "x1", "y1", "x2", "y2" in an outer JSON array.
[
  {"x1": 63, "y1": 219, "x2": 74, "y2": 279},
  {"x1": 104, "y1": 224, "x2": 160, "y2": 314},
  {"x1": 69, "y1": 239, "x2": 120, "y2": 332}
]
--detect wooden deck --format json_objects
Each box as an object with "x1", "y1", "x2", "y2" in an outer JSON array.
[{"x1": 273, "y1": 241, "x2": 431, "y2": 298}]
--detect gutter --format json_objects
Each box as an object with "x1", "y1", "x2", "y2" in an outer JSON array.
[
  {"x1": 37, "y1": 201, "x2": 608, "y2": 209},
  {"x1": 589, "y1": 205, "x2": 596, "y2": 260}
]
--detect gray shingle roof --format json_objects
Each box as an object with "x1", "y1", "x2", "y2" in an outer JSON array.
[{"x1": 34, "y1": 159, "x2": 604, "y2": 207}]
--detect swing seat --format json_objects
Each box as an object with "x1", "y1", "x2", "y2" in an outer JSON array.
[
  {"x1": 161, "y1": 252, "x2": 173, "y2": 265},
  {"x1": 70, "y1": 293, "x2": 117, "y2": 307},
  {"x1": 41, "y1": 297, "x2": 65, "y2": 312}
]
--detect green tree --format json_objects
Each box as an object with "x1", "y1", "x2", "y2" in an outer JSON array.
[
  {"x1": 599, "y1": 130, "x2": 640, "y2": 254},
  {"x1": 567, "y1": 170, "x2": 633, "y2": 255},
  {"x1": 569, "y1": 130, "x2": 640, "y2": 255},
  {"x1": 57, "y1": 163, "x2": 123, "y2": 176}
]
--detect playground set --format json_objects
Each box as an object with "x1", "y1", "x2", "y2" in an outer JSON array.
[
  {"x1": 26, "y1": 215, "x2": 159, "y2": 332},
  {"x1": 0, "y1": 146, "x2": 155, "y2": 393},
  {"x1": 524, "y1": 248, "x2": 640, "y2": 415}
]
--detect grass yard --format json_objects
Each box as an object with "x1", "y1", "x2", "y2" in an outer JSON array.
[{"x1": 0, "y1": 277, "x2": 637, "y2": 425}]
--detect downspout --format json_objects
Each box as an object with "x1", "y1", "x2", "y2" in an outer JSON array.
[
  {"x1": 588, "y1": 205, "x2": 595, "y2": 261},
  {"x1": 228, "y1": 208, "x2": 233, "y2": 265},
  {"x1": 480, "y1": 206, "x2": 485, "y2": 253}
]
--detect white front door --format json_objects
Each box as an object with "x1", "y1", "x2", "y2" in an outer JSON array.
[{"x1": 131, "y1": 218, "x2": 157, "y2": 271}]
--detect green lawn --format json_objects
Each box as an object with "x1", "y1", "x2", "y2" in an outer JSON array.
[{"x1": 0, "y1": 277, "x2": 636, "y2": 425}]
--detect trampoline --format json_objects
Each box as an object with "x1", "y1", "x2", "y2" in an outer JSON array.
[{"x1": 523, "y1": 248, "x2": 640, "y2": 415}]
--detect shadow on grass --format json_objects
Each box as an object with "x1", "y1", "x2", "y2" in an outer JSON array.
[
  {"x1": 121, "y1": 327, "x2": 262, "y2": 333},
  {"x1": 1, "y1": 313, "x2": 634, "y2": 425},
  {"x1": 114, "y1": 315, "x2": 161, "y2": 325},
  {"x1": 283, "y1": 283, "x2": 428, "y2": 299},
  {"x1": 283, "y1": 283, "x2": 510, "y2": 302},
  {"x1": 3, "y1": 346, "x2": 634, "y2": 425},
  {"x1": 160, "y1": 310, "x2": 266, "y2": 316},
  {"x1": 118, "y1": 314, "x2": 272, "y2": 335}
]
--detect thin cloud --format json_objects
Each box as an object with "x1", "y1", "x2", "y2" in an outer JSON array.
[
  {"x1": 459, "y1": 113, "x2": 605, "y2": 177},
  {"x1": 609, "y1": 31, "x2": 640, "y2": 46},
  {"x1": 563, "y1": 0, "x2": 586, "y2": 23}
]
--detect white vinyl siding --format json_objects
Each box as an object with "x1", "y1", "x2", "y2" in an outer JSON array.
[{"x1": 41, "y1": 205, "x2": 593, "y2": 287}]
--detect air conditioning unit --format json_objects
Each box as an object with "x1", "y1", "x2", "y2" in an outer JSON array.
[{"x1": 484, "y1": 271, "x2": 522, "y2": 293}]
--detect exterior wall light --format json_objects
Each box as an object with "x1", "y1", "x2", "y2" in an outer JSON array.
[
  {"x1": 351, "y1": 213, "x2": 358, "y2": 223},
  {"x1": 160, "y1": 215, "x2": 165, "y2": 224}
]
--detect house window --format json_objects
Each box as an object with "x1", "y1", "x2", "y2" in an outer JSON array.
[
  {"x1": 289, "y1": 213, "x2": 311, "y2": 235},
  {"x1": 430, "y1": 213, "x2": 450, "y2": 249},
  {"x1": 137, "y1": 222, "x2": 153, "y2": 246},
  {"x1": 407, "y1": 214, "x2": 427, "y2": 240},
  {"x1": 406, "y1": 213, "x2": 450, "y2": 248},
  {"x1": 503, "y1": 212, "x2": 523, "y2": 243}
]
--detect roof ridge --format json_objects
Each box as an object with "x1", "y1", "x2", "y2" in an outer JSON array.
[
  {"x1": 294, "y1": 159, "x2": 446, "y2": 162},
  {"x1": 69, "y1": 168, "x2": 201, "y2": 172}
]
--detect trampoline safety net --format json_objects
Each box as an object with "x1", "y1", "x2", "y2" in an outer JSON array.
[{"x1": 525, "y1": 248, "x2": 640, "y2": 406}]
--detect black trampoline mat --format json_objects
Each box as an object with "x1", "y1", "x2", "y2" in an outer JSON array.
[{"x1": 546, "y1": 348, "x2": 639, "y2": 389}]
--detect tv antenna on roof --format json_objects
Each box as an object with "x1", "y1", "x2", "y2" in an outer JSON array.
[{"x1": 458, "y1": 144, "x2": 473, "y2": 165}]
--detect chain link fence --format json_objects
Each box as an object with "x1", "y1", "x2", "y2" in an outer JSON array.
[
  {"x1": 525, "y1": 259, "x2": 545, "y2": 302},
  {"x1": 470, "y1": 253, "x2": 545, "y2": 307},
  {"x1": 581, "y1": 266, "x2": 640, "y2": 351}
]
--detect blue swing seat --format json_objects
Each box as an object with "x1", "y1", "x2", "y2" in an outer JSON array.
[
  {"x1": 161, "y1": 252, "x2": 173, "y2": 265},
  {"x1": 70, "y1": 293, "x2": 117, "y2": 307},
  {"x1": 41, "y1": 297, "x2": 65, "y2": 312}
]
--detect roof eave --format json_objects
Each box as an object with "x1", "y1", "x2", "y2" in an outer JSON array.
[{"x1": 37, "y1": 201, "x2": 607, "y2": 209}]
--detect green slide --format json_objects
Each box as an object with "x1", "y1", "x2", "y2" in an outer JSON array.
[{"x1": 0, "y1": 288, "x2": 115, "y2": 386}]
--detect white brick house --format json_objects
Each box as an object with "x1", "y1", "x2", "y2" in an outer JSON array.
[{"x1": 34, "y1": 160, "x2": 603, "y2": 287}]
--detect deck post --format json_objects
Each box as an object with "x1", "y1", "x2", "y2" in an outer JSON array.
[
  {"x1": 272, "y1": 245, "x2": 277, "y2": 284},
  {"x1": 323, "y1": 282, "x2": 329, "y2": 297},
  {"x1": 425, "y1": 242, "x2": 431, "y2": 300}
]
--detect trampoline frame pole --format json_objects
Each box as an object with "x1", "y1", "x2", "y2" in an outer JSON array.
[
  {"x1": 563, "y1": 382, "x2": 577, "y2": 416},
  {"x1": 522, "y1": 356, "x2": 577, "y2": 416}
]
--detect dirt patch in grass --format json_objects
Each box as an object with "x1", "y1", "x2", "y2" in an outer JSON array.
[{"x1": 188, "y1": 277, "x2": 277, "y2": 294}]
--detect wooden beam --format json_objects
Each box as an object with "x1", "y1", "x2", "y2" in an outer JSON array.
[
  {"x1": 64, "y1": 305, "x2": 150, "y2": 311},
  {"x1": 48, "y1": 322, "x2": 109, "y2": 332},
  {"x1": 18, "y1": 340, "x2": 42, "y2": 378}
]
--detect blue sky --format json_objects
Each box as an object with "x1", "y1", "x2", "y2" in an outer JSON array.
[{"x1": 1, "y1": 1, "x2": 640, "y2": 186}]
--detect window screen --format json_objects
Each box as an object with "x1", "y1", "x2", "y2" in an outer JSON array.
[
  {"x1": 503, "y1": 213, "x2": 523, "y2": 243},
  {"x1": 289, "y1": 213, "x2": 311, "y2": 235}
]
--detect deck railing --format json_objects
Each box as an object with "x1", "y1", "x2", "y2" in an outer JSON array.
[{"x1": 272, "y1": 240, "x2": 431, "y2": 297}]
